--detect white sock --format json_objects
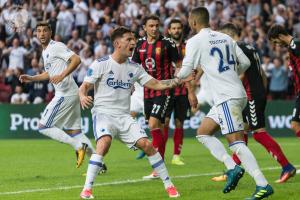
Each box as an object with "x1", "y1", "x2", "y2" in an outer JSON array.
[
  {"x1": 229, "y1": 141, "x2": 268, "y2": 187},
  {"x1": 197, "y1": 135, "x2": 236, "y2": 170},
  {"x1": 39, "y1": 127, "x2": 81, "y2": 150},
  {"x1": 73, "y1": 133, "x2": 96, "y2": 156},
  {"x1": 84, "y1": 154, "x2": 103, "y2": 190},
  {"x1": 148, "y1": 152, "x2": 173, "y2": 189}
]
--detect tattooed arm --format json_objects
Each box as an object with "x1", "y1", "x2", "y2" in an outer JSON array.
[{"x1": 144, "y1": 78, "x2": 181, "y2": 90}]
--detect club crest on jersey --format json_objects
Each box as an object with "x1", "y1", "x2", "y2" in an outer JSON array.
[
  {"x1": 87, "y1": 68, "x2": 93, "y2": 77},
  {"x1": 45, "y1": 63, "x2": 51, "y2": 70},
  {"x1": 155, "y1": 47, "x2": 161, "y2": 55},
  {"x1": 106, "y1": 71, "x2": 132, "y2": 89}
]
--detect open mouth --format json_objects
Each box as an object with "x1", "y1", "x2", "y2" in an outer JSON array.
[{"x1": 129, "y1": 47, "x2": 134, "y2": 52}]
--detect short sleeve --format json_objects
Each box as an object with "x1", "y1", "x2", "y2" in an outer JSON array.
[
  {"x1": 131, "y1": 42, "x2": 142, "y2": 64},
  {"x1": 53, "y1": 42, "x2": 75, "y2": 62},
  {"x1": 84, "y1": 60, "x2": 106, "y2": 84},
  {"x1": 134, "y1": 65, "x2": 153, "y2": 86},
  {"x1": 166, "y1": 39, "x2": 179, "y2": 63}
]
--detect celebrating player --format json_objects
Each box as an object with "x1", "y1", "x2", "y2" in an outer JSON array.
[
  {"x1": 19, "y1": 21, "x2": 95, "y2": 168},
  {"x1": 79, "y1": 26, "x2": 181, "y2": 199},
  {"x1": 176, "y1": 7, "x2": 273, "y2": 199}
]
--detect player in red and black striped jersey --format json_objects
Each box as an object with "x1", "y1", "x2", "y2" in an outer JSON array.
[
  {"x1": 212, "y1": 23, "x2": 296, "y2": 184},
  {"x1": 132, "y1": 15, "x2": 180, "y2": 179},
  {"x1": 164, "y1": 19, "x2": 198, "y2": 166},
  {"x1": 268, "y1": 24, "x2": 300, "y2": 139}
]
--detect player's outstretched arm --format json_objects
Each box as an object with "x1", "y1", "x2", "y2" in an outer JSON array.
[
  {"x1": 19, "y1": 71, "x2": 49, "y2": 83},
  {"x1": 79, "y1": 81, "x2": 94, "y2": 110},
  {"x1": 50, "y1": 54, "x2": 81, "y2": 84},
  {"x1": 144, "y1": 78, "x2": 181, "y2": 90}
]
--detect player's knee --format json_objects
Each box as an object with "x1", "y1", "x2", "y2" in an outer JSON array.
[
  {"x1": 175, "y1": 119, "x2": 183, "y2": 128},
  {"x1": 137, "y1": 139, "x2": 155, "y2": 155},
  {"x1": 291, "y1": 121, "x2": 300, "y2": 132}
]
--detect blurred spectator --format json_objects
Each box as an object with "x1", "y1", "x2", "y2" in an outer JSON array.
[
  {"x1": 2, "y1": 37, "x2": 30, "y2": 70},
  {"x1": 56, "y1": 2, "x2": 74, "y2": 42},
  {"x1": 269, "y1": 57, "x2": 289, "y2": 100},
  {"x1": 5, "y1": 67, "x2": 22, "y2": 92},
  {"x1": 10, "y1": 85, "x2": 28, "y2": 104},
  {"x1": 246, "y1": 0, "x2": 261, "y2": 23},
  {"x1": 73, "y1": 0, "x2": 88, "y2": 38}
]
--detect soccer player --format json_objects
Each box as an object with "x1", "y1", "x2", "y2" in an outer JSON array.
[
  {"x1": 211, "y1": 23, "x2": 296, "y2": 183},
  {"x1": 268, "y1": 24, "x2": 300, "y2": 139},
  {"x1": 19, "y1": 21, "x2": 95, "y2": 168},
  {"x1": 164, "y1": 18, "x2": 198, "y2": 165},
  {"x1": 79, "y1": 26, "x2": 180, "y2": 199},
  {"x1": 176, "y1": 7, "x2": 274, "y2": 199},
  {"x1": 132, "y1": 15, "x2": 180, "y2": 179}
]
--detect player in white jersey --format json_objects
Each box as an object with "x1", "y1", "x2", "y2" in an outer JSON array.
[
  {"x1": 79, "y1": 27, "x2": 182, "y2": 199},
  {"x1": 176, "y1": 7, "x2": 273, "y2": 199},
  {"x1": 19, "y1": 22, "x2": 95, "y2": 168}
]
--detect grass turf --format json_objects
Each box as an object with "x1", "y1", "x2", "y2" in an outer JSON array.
[{"x1": 0, "y1": 137, "x2": 299, "y2": 200}]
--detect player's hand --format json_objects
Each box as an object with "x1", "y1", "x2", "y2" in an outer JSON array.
[
  {"x1": 188, "y1": 93, "x2": 198, "y2": 110},
  {"x1": 50, "y1": 74, "x2": 64, "y2": 84},
  {"x1": 80, "y1": 95, "x2": 93, "y2": 110},
  {"x1": 19, "y1": 74, "x2": 33, "y2": 83}
]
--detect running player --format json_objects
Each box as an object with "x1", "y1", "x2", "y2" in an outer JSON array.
[
  {"x1": 79, "y1": 26, "x2": 180, "y2": 199},
  {"x1": 268, "y1": 24, "x2": 300, "y2": 139},
  {"x1": 164, "y1": 18, "x2": 198, "y2": 165},
  {"x1": 176, "y1": 7, "x2": 273, "y2": 199},
  {"x1": 19, "y1": 21, "x2": 95, "y2": 168},
  {"x1": 132, "y1": 15, "x2": 180, "y2": 179},
  {"x1": 211, "y1": 22, "x2": 296, "y2": 184}
]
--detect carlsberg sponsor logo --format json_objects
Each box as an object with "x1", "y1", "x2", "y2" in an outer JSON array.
[
  {"x1": 268, "y1": 115, "x2": 292, "y2": 129},
  {"x1": 10, "y1": 113, "x2": 90, "y2": 133}
]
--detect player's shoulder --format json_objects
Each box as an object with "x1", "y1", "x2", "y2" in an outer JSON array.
[
  {"x1": 96, "y1": 55, "x2": 110, "y2": 63},
  {"x1": 128, "y1": 59, "x2": 140, "y2": 67},
  {"x1": 161, "y1": 36, "x2": 176, "y2": 47},
  {"x1": 237, "y1": 41, "x2": 256, "y2": 52},
  {"x1": 90, "y1": 55, "x2": 110, "y2": 68},
  {"x1": 290, "y1": 38, "x2": 300, "y2": 50},
  {"x1": 136, "y1": 37, "x2": 146, "y2": 45}
]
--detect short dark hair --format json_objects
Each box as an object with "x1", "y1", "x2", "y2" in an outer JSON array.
[
  {"x1": 168, "y1": 18, "x2": 183, "y2": 29},
  {"x1": 36, "y1": 21, "x2": 52, "y2": 31},
  {"x1": 219, "y1": 22, "x2": 241, "y2": 37},
  {"x1": 110, "y1": 26, "x2": 132, "y2": 43},
  {"x1": 143, "y1": 14, "x2": 160, "y2": 25},
  {"x1": 190, "y1": 7, "x2": 209, "y2": 27},
  {"x1": 267, "y1": 24, "x2": 289, "y2": 40}
]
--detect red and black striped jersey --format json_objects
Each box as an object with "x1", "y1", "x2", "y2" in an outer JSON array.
[
  {"x1": 237, "y1": 41, "x2": 266, "y2": 100},
  {"x1": 132, "y1": 35, "x2": 179, "y2": 99},
  {"x1": 288, "y1": 38, "x2": 300, "y2": 94},
  {"x1": 174, "y1": 41, "x2": 188, "y2": 96}
]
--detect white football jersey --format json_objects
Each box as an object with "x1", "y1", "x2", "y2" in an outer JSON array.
[
  {"x1": 179, "y1": 28, "x2": 250, "y2": 105},
  {"x1": 84, "y1": 56, "x2": 152, "y2": 115},
  {"x1": 42, "y1": 40, "x2": 78, "y2": 97}
]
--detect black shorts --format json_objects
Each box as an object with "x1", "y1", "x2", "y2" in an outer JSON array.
[
  {"x1": 165, "y1": 95, "x2": 191, "y2": 123},
  {"x1": 242, "y1": 98, "x2": 266, "y2": 130},
  {"x1": 144, "y1": 96, "x2": 172, "y2": 124},
  {"x1": 292, "y1": 95, "x2": 300, "y2": 122}
]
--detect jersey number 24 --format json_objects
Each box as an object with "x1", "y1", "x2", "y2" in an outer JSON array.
[{"x1": 210, "y1": 45, "x2": 235, "y2": 73}]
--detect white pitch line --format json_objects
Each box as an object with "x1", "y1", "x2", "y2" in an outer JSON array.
[{"x1": 0, "y1": 165, "x2": 299, "y2": 196}]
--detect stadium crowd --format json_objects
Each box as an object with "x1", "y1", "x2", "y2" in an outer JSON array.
[{"x1": 0, "y1": 0, "x2": 299, "y2": 103}]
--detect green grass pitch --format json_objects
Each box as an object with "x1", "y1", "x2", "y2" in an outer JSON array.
[{"x1": 0, "y1": 137, "x2": 299, "y2": 200}]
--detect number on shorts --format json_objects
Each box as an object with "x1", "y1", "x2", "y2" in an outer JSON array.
[{"x1": 152, "y1": 104, "x2": 161, "y2": 114}]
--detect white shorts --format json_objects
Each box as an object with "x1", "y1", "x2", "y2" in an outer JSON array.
[
  {"x1": 130, "y1": 92, "x2": 144, "y2": 114},
  {"x1": 206, "y1": 98, "x2": 246, "y2": 135},
  {"x1": 40, "y1": 95, "x2": 81, "y2": 130},
  {"x1": 92, "y1": 112, "x2": 148, "y2": 149}
]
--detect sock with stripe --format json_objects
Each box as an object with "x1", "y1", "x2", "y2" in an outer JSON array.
[
  {"x1": 253, "y1": 131, "x2": 289, "y2": 167},
  {"x1": 84, "y1": 154, "x2": 103, "y2": 190},
  {"x1": 39, "y1": 126, "x2": 81, "y2": 150},
  {"x1": 148, "y1": 152, "x2": 173, "y2": 189},
  {"x1": 173, "y1": 128, "x2": 183, "y2": 155},
  {"x1": 151, "y1": 128, "x2": 165, "y2": 159},
  {"x1": 197, "y1": 135, "x2": 236, "y2": 170},
  {"x1": 229, "y1": 141, "x2": 268, "y2": 187},
  {"x1": 232, "y1": 133, "x2": 248, "y2": 165}
]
